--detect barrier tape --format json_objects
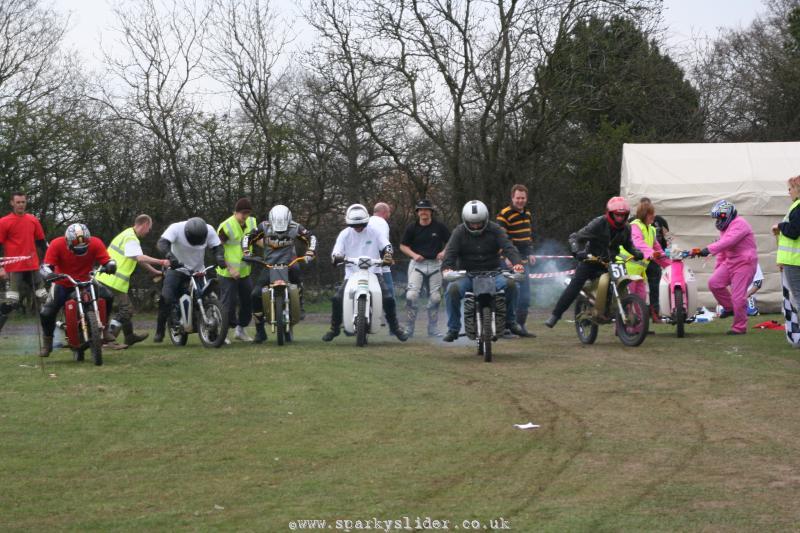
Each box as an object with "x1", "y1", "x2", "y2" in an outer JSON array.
[
  {"x1": 0, "y1": 255, "x2": 31, "y2": 266},
  {"x1": 529, "y1": 269, "x2": 575, "y2": 279}
]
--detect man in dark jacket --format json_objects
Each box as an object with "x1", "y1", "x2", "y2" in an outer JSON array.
[
  {"x1": 544, "y1": 196, "x2": 644, "y2": 328},
  {"x1": 441, "y1": 200, "x2": 526, "y2": 342}
]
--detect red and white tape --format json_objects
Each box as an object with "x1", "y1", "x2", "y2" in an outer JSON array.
[
  {"x1": 0, "y1": 255, "x2": 31, "y2": 267},
  {"x1": 529, "y1": 269, "x2": 575, "y2": 279}
]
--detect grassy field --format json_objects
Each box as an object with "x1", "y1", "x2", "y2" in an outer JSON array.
[{"x1": 1, "y1": 312, "x2": 799, "y2": 532}]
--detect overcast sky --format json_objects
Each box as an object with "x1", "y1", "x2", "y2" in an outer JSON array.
[{"x1": 51, "y1": 0, "x2": 767, "y2": 111}]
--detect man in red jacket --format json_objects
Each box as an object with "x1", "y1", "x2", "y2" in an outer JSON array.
[
  {"x1": 39, "y1": 224, "x2": 116, "y2": 356},
  {"x1": 0, "y1": 192, "x2": 48, "y2": 333}
]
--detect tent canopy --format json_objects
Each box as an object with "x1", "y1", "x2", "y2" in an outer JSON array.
[{"x1": 620, "y1": 142, "x2": 800, "y2": 313}]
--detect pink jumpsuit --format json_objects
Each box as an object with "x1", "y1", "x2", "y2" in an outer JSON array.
[
  {"x1": 628, "y1": 224, "x2": 671, "y2": 304},
  {"x1": 707, "y1": 216, "x2": 758, "y2": 333}
]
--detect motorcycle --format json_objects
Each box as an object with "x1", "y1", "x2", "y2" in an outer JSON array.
[
  {"x1": 243, "y1": 255, "x2": 305, "y2": 345},
  {"x1": 443, "y1": 270, "x2": 520, "y2": 362},
  {"x1": 341, "y1": 256, "x2": 386, "y2": 347},
  {"x1": 571, "y1": 255, "x2": 649, "y2": 347},
  {"x1": 53, "y1": 270, "x2": 108, "y2": 366},
  {"x1": 660, "y1": 248, "x2": 700, "y2": 338},
  {"x1": 167, "y1": 265, "x2": 228, "y2": 348}
]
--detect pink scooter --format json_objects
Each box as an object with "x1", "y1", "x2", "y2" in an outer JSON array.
[{"x1": 660, "y1": 249, "x2": 699, "y2": 338}]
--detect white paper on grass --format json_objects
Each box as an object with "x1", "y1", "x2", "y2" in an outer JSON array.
[{"x1": 513, "y1": 422, "x2": 540, "y2": 430}]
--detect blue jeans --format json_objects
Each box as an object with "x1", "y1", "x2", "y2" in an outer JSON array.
[
  {"x1": 383, "y1": 270, "x2": 395, "y2": 300},
  {"x1": 515, "y1": 262, "x2": 531, "y2": 321},
  {"x1": 445, "y1": 275, "x2": 516, "y2": 332}
]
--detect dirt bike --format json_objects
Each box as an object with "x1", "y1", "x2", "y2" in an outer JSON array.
[
  {"x1": 167, "y1": 265, "x2": 228, "y2": 348},
  {"x1": 571, "y1": 255, "x2": 649, "y2": 347},
  {"x1": 53, "y1": 270, "x2": 108, "y2": 366},
  {"x1": 443, "y1": 270, "x2": 520, "y2": 362},
  {"x1": 341, "y1": 257, "x2": 386, "y2": 347},
  {"x1": 660, "y1": 248, "x2": 700, "y2": 338},
  {"x1": 243, "y1": 255, "x2": 305, "y2": 346}
]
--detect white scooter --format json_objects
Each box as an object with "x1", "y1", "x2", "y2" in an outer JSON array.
[{"x1": 341, "y1": 256, "x2": 385, "y2": 347}]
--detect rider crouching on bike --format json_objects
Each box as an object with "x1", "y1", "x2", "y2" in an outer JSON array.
[
  {"x1": 153, "y1": 217, "x2": 225, "y2": 343},
  {"x1": 441, "y1": 200, "x2": 527, "y2": 342},
  {"x1": 38, "y1": 224, "x2": 117, "y2": 356},
  {"x1": 322, "y1": 203, "x2": 408, "y2": 342},
  {"x1": 544, "y1": 197, "x2": 644, "y2": 329},
  {"x1": 246, "y1": 204, "x2": 317, "y2": 343}
]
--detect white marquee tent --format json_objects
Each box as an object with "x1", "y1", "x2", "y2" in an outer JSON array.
[{"x1": 620, "y1": 142, "x2": 800, "y2": 313}]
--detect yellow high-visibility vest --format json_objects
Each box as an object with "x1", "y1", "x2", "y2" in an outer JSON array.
[
  {"x1": 777, "y1": 199, "x2": 800, "y2": 266},
  {"x1": 97, "y1": 227, "x2": 138, "y2": 293},
  {"x1": 216, "y1": 215, "x2": 257, "y2": 278},
  {"x1": 619, "y1": 219, "x2": 654, "y2": 279}
]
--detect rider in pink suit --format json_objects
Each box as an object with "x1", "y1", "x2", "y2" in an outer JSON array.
[{"x1": 696, "y1": 200, "x2": 758, "y2": 335}]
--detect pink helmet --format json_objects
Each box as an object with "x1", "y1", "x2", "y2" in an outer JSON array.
[{"x1": 605, "y1": 196, "x2": 630, "y2": 229}]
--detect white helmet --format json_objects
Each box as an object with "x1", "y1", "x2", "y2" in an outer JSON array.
[
  {"x1": 462, "y1": 200, "x2": 489, "y2": 235},
  {"x1": 345, "y1": 203, "x2": 370, "y2": 226},
  {"x1": 269, "y1": 204, "x2": 292, "y2": 233}
]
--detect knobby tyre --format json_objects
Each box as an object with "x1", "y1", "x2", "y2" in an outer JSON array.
[
  {"x1": 616, "y1": 293, "x2": 649, "y2": 347},
  {"x1": 574, "y1": 294, "x2": 598, "y2": 345},
  {"x1": 87, "y1": 311, "x2": 103, "y2": 366},
  {"x1": 275, "y1": 293, "x2": 286, "y2": 346},
  {"x1": 481, "y1": 305, "x2": 493, "y2": 362},
  {"x1": 199, "y1": 297, "x2": 228, "y2": 348}
]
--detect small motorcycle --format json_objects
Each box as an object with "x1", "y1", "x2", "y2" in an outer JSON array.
[
  {"x1": 54, "y1": 270, "x2": 108, "y2": 366},
  {"x1": 167, "y1": 265, "x2": 228, "y2": 348},
  {"x1": 571, "y1": 256, "x2": 649, "y2": 347},
  {"x1": 243, "y1": 255, "x2": 305, "y2": 345},
  {"x1": 660, "y1": 248, "x2": 699, "y2": 338},
  {"x1": 443, "y1": 270, "x2": 520, "y2": 362},
  {"x1": 341, "y1": 256, "x2": 385, "y2": 347}
]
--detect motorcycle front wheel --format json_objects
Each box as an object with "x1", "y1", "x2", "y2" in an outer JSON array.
[
  {"x1": 480, "y1": 305, "x2": 492, "y2": 362},
  {"x1": 198, "y1": 297, "x2": 228, "y2": 348},
  {"x1": 355, "y1": 295, "x2": 368, "y2": 347},
  {"x1": 87, "y1": 312, "x2": 103, "y2": 366}
]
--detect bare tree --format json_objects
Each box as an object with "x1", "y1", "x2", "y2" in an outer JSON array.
[
  {"x1": 0, "y1": 0, "x2": 68, "y2": 111},
  {"x1": 307, "y1": 0, "x2": 659, "y2": 216},
  {"x1": 94, "y1": 0, "x2": 211, "y2": 214},
  {"x1": 693, "y1": 0, "x2": 800, "y2": 141},
  {"x1": 207, "y1": 0, "x2": 299, "y2": 210}
]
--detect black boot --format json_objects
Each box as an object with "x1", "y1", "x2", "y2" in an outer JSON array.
[
  {"x1": 122, "y1": 322, "x2": 148, "y2": 346},
  {"x1": 253, "y1": 318, "x2": 267, "y2": 343},
  {"x1": 384, "y1": 299, "x2": 408, "y2": 341},
  {"x1": 40, "y1": 335, "x2": 53, "y2": 357}
]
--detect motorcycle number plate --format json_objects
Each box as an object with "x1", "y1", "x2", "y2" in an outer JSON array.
[
  {"x1": 610, "y1": 263, "x2": 626, "y2": 280},
  {"x1": 472, "y1": 276, "x2": 496, "y2": 295}
]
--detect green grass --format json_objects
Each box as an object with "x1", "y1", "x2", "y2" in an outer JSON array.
[{"x1": 2, "y1": 313, "x2": 800, "y2": 531}]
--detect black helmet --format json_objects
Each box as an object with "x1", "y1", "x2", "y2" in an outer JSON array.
[
  {"x1": 415, "y1": 199, "x2": 434, "y2": 212},
  {"x1": 184, "y1": 217, "x2": 208, "y2": 246}
]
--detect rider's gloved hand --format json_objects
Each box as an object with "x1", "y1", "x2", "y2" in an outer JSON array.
[
  {"x1": 691, "y1": 247, "x2": 702, "y2": 257},
  {"x1": 100, "y1": 260, "x2": 117, "y2": 275},
  {"x1": 166, "y1": 253, "x2": 182, "y2": 269},
  {"x1": 574, "y1": 250, "x2": 588, "y2": 261},
  {"x1": 652, "y1": 251, "x2": 664, "y2": 260},
  {"x1": 699, "y1": 247, "x2": 710, "y2": 257},
  {"x1": 332, "y1": 255, "x2": 345, "y2": 266},
  {"x1": 512, "y1": 263, "x2": 524, "y2": 274},
  {"x1": 632, "y1": 249, "x2": 644, "y2": 261},
  {"x1": 382, "y1": 253, "x2": 394, "y2": 266},
  {"x1": 304, "y1": 251, "x2": 315, "y2": 263}
]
